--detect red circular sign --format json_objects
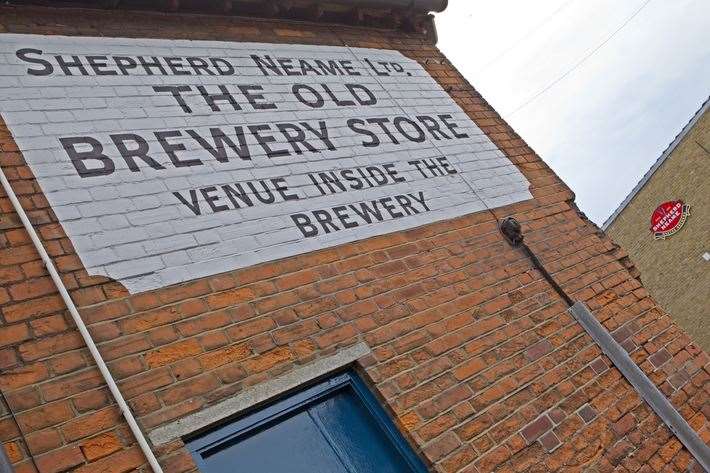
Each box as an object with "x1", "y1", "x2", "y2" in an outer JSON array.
[{"x1": 650, "y1": 200, "x2": 690, "y2": 239}]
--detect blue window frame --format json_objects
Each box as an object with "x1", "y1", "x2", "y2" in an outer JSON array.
[{"x1": 186, "y1": 371, "x2": 429, "y2": 473}]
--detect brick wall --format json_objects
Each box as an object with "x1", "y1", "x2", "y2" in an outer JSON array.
[
  {"x1": 0, "y1": 5, "x2": 708, "y2": 473},
  {"x1": 606, "y1": 107, "x2": 710, "y2": 351}
]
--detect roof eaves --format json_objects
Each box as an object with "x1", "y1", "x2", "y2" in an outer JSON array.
[
  {"x1": 602, "y1": 96, "x2": 710, "y2": 230},
  {"x1": 4, "y1": 0, "x2": 447, "y2": 19}
]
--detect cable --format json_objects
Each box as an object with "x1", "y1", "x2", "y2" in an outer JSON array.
[
  {"x1": 479, "y1": 0, "x2": 577, "y2": 74},
  {"x1": 520, "y1": 243, "x2": 575, "y2": 306},
  {"x1": 498, "y1": 217, "x2": 575, "y2": 306},
  {"x1": 507, "y1": 0, "x2": 653, "y2": 117}
]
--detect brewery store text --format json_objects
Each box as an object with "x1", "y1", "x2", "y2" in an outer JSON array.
[{"x1": 0, "y1": 2, "x2": 707, "y2": 473}]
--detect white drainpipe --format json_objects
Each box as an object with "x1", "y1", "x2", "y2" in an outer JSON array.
[{"x1": 0, "y1": 166, "x2": 164, "y2": 473}]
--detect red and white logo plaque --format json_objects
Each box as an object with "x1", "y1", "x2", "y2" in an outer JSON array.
[{"x1": 650, "y1": 200, "x2": 690, "y2": 240}]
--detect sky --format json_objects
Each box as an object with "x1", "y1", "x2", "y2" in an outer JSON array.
[{"x1": 437, "y1": 0, "x2": 710, "y2": 225}]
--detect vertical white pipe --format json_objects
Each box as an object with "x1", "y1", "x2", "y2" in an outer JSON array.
[{"x1": 0, "y1": 167, "x2": 164, "y2": 473}]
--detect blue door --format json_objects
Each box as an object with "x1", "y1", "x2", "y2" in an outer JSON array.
[{"x1": 186, "y1": 372, "x2": 429, "y2": 473}]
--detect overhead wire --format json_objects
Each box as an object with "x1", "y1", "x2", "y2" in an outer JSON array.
[
  {"x1": 507, "y1": 0, "x2": 653, "y2": 117},
  {"x1": 479, "y1": 0, "x2": 577, "y2": 74}
]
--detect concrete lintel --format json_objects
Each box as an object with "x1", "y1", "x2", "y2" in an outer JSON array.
[{"x1": 148, "y1": 342, "x2": 371, "y2": 446}]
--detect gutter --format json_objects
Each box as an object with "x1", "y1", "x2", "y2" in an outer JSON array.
[
  {"x1": 4, "y1": 0, "x2": 448, "y2": 27},
  {"x1": 0, "y1": 167, "x2": 164, "y2": 473},
  {"x1": 6, "y1": 0, "x2": 448, "y2": 14},
  {"x1": 602, "y1": 97, "x2": 709, "y2": 230},
  {"x1": 326, "y1": 0, "x2": 448, "y2": 11},
  {"x1": 499, "y1": 217, "x2": 710, "y2": 471}
]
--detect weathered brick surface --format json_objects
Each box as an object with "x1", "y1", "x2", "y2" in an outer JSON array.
[{"x1": 0, "y1": 5, "x2": 708, "y2": 473}]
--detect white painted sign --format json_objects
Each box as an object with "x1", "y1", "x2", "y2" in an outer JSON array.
[{"x1": 0, "y1": 34, "x2": 531, "y2": 293}]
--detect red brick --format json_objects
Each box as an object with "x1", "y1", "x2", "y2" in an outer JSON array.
[
  {"x1": 48, "y1": 351, "x2": 86, "y2": 375},
  {"x1": 205, "y1": 287, "x2": 256, "y2": 310},
  {"x1": 525, "y1": 339, "x2": 553, "y2": 361},
  {"x1": 275, "y1": 269, "x2": 319, "y2": 290},
  {"x1": 0, "y1": 348, "x2": 18, "y2": 370},
  {"x1": 648, "y1": 348, "x2": 672, "y2": 368},
  {"x1": 16, "y1": 400, "x2": 73, "y2": 432},
  {"x1": 18, "y1": 332, "x2": 84, "y2": 361},
  {"x1": 41, "y1": 368, "x2": 104, "y2": 401},
  {"x1": 313, "y1": 324, "x2": 357, "y2": 348},
  {"x1": 199, "y1": 330, "x2": 229, "y2": 350},
  {"x1": 2, "y1": 295, "x2": 65, "y2": 322},
  {"x1": 0, "y1": 245, "x2": 39, "y2": 266},
  {"x1": 81, "y1": 300, "x2": 131, "y2": 324},
  {"x1": 144, "y1": 339, "x2": 202, "y2": 368},
  {"x1": 35, "y1": 446, "x2": 85, "y2": 473},
  {"x1": 161, "y1": 449, "x2": 197, "y2": 473},
  {"x1": 128, "y1": 392, "x2": 161, "y2": 417},
  {"x1": 158, "y1": 374, "x2": 220, "y2": 406},
  {"x1": 4, "y1": 440, "x2": 23, "y2": 463},
  {"x1": 273, "y1": 320, "x2": 319, "y2": 345},
  {"x1": 22, "y1": 260, "x2": 48, "y2": 279},
  {"x1": 417, "y1": 414, "x2": 457, "y2": 441},
  {"x1": 26, "y1": 428, "x2": 63, "y2": 455},
  {"x1": 73, "y1": 388, "x2": 112, "y2": 413},
  {"x1": 73, "y1": 446, "x2": 145, "y2": 473},
  {"x1": 199, "y1": 343, "x2": 251, "y2": 370},
  {"x1": 61, "y1": 407, "x2": 121, "y2": 442},
  {"x1": 0, "y1": 265, "x2": 24, "y2": 283},
  {"x1": 521, "y1": 415, "x2": 553, "y2": 443},
  {"x1": 613, "y1": 413, "x2": 636, "y2": 437},
  {"x1": 453, "y1": 357, "x2": 486, "y2": 381},
  {"x1": 612, "y1": 325, "x2": 633, "y2": 343},
  {"x1": 4, "y1": 386, "x2": 41, "y2": 411},
  {"x1": 337, "y1": 300, "x2": 378, "y2": 320},
  {"x1": 607, "y1": 439, "x2": 634, "y2": 465},
  {"x1": 30, "y1": 314, "x2": 69, "y2": 337},
  {"x1": 417, "y1": 384, "x2": 472, "y2": 420},
  {"x1": 476, "y1": 445, "x2": 512, "y2": 472},
  {"x1": 70, "y1": 286, "x2": 107, "y2": 306},
  {"x1": 0, "y1": 323, "x2": 30, "y2": 347},
  {"x1": 108, "y1": 356, "x2": 144, "y2": 378},
  {"x1": 590, "y1": 357, "x2": 609, "y2": 374},
  {"x1": 226, "y1": 318, "x2": 275, "y2": 342},
  {"x1": 292, "y1": 339, "x2": 317, "y2": 361},
  {"x1": 177, "y1": 310, "x2": 231, "y2": 336},
  {"x1": 539, "y1": 431, "x2": 561, "y2": 452},
  {"x1": 119, "y1": 367, "x2": 174, "y2": 399},
  {"x1": 141, "y1": 399, "x2": 205, "y2": 429},
  {"x1": 243, "y1": 347, "x2": 293, "y2": 374},
  {"x1": 578, "y1": 404, "x2": 597, "y2": 423},
  {"x1": 0, "y1": 362, "x2": 48, "y2": 390},
  {"x1": 100, "y1": 335, "x2": 151, "y2": 361},
  {"x1": 422, "y1": 431, "x2": 460, "y2": 462},
  {"x1": 79, "y1": 432, "x2": 122, "y2": 461},
  {"x1": 294, "y1": 297, "x2": 338, "y2": 318},
  {"x1": 8, "y1": 277, "x2": 56, "y2": 301},
  {"x1": 147, "y1": 325, "x2": 179, "y2": 347},
  {"x1": 254, "y1": 291, "x2": 299, "y2": 313}
]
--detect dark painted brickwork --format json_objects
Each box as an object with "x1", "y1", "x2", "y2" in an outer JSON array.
[{"x1": 0, "y1": 5, "x2": 708, "y2": 473}]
